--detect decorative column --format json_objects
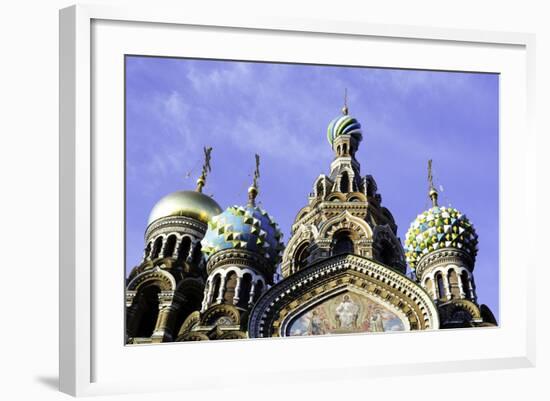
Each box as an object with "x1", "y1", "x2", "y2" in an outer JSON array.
[
  {"x1": 429, "y1": 277, "x2": 438, "y2": 301},
  {"x1": 201, "y1": 279, "x2": 212, "y2": 312},
  {"x1": 172, "y1": 236, "x2": 180, "y2": 258},
  {"x1": 443, "y1": 276, "x2": 451, "y2": 301},
  {"x1": 125, "y1": 291, "x2": 139, "y2": 337},
  {"x1": 216, "y1": 274, "x2": 227, "y2": 304},
  {"x1": 233, "y1": 276, "x2": 242, "y2": 305},
  {"x1": 158, "y1": 237, "x2": 167, "y2": 259},
  {"x1": 248, "y1": 281, "x2": 257, "y2": 308},
  {"x1": 151, "y1": 291, "x2": 177, "y2": 342}
]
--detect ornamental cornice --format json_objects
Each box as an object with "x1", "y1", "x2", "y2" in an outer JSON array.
[
  {"x1": 416, "y1": 248, "x2": 474, "y2": 279},
  {"x1": 145, "y1": 216, "x2": 207, "y2": 241},
  {"x1": 205, "y1": 248, "x2": 273, "y2": 279},
  {"x1": 248, "y1": 254, "x2": 439, "y2": 338}
]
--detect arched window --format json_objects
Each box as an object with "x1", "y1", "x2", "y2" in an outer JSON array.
[
  {"x1": 340, "y1": 172, "x2": 350, "y2": 193},
  {"x1": 151, "y1": 237, "x2": 163, "y2": 259},
  {"x1": 436, "y1": 272, "x2": 445, "y2": 299},
  {"x1": 177, "y1": 237, "x2": 192, "y2": 264},
  {"x1": 210, "y1": 274, "x2": 221, "y2": 304},
  {"x1": 342, "y1": 143, "x2": 348, "y2": 155},
  {"x1": 134, "y1": 285, "x2": 160, "y2": 338},
  {"x1": 332, "y1": 231, "x2": 354, "y2": 255},
  {"x1": 461, "y1": 271, "x2": 471, "y2": 299},
  {"x1": 223, "y1": 271, "x2": 238, "y2": 304},
  {"x1": 448, "y1": 269, "x2": 460, "y2": 298},
  {"x1": 163, "y1": 235, "x2": 177, "y2": 258},
  {"x1": 237, "y1": 273, "x2": 253, "y2": 308},
  {"x1": 294, "y1": 242, "x2": 310, "y2": 270}
]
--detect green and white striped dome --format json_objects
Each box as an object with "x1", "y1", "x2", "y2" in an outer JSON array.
[
  {"x1": 326, "y1": 114, "x2": 363, "y2": 146},
  {"x1": 404, "y1": 206, "x2": 478, "y2": 270}
]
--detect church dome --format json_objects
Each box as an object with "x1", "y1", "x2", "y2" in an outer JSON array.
[
  {"x1": 326, "y1": 114, "x2": 363, "y2": 146},
  {"x1": 404, "y1": 206, "x2": 478, "y2": 270},
  {"x1": 148, "y1": 190, "x2": 222, "y2": 225},
  {"x1": 201, "y1": 204, "x2": 284, "y2": 264}
]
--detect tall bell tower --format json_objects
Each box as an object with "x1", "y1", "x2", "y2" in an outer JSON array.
[
  {"x1": 280, "y1": 94, "x2": 407, "y2": 279},
  {"x1": 404, "y1": 160, "x2": 497, "y2": 328}
]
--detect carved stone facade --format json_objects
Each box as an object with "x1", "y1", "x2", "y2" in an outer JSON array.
[{"x1": 125, "y1": 107, "x2": 497, "y2": 345}]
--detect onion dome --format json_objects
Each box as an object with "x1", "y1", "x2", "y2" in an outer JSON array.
[
  {"x1": 148, "y1": 190, "x2": 222, "y2": 225},
  {"x1": 404, "y1": 206, "x2": 478, "y2": 270},
  {"x1": 326, "y1": 114, "x2": 363, "y2": 146},
  {"x1": 201, "y1": 205, "x2": 284, "y2": 263}
]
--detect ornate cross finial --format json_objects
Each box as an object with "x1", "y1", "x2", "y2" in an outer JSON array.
[
  {"x1": 427, "y1": 159, "x2": 438, "y2": 207},
  {"x1": 195, "y1": 146, "x2": 212, "y2": 192},
  {"x1": 248, "y1": 154, "x2": 260, "y2": 206},
  {"x1": 342, "y1": 88, "x2": 349, "y2": 115}
]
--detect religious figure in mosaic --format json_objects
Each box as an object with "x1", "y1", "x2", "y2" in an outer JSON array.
[{"x1": 335, "y1": 294, "x2": 360, "y2": 329}]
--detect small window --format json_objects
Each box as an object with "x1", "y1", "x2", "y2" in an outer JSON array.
[{"x1": 333, "y1": 231, "x2": 354, "y2": 255}]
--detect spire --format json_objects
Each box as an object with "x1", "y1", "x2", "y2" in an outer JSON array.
[
  {"x1": 427, "y1": 159, "x2": 439, "y2": 207},
  {"x1": 248, "y1": 154, "x2": 260, "y2": 206},
  {"x1": 342, "y1": 88, "x2": 349, "y2": 115},
  {"x1": 196, "y1": 146, "x2": 212, "y2": 193}
]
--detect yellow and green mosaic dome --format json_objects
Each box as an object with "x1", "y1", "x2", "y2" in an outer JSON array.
[{"x1": 404, "y1": 206, "x2": 478, "y2": 270}]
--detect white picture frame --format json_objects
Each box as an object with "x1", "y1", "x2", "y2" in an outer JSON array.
[{"x1": 59, "y1": 4, "x2": 536, "y2": 397}]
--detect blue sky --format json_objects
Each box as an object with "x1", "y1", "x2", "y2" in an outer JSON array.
[{"x1": 125, "y1": 56, "x2": 499, "y2": 320}]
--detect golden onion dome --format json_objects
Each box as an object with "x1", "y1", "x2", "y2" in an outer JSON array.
[{"x1": 147, "y1": 190, "x2": 222, "y2": 226}]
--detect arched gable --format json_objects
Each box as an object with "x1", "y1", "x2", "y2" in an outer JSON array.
[
  {"x1": 319, "y1": 211, "x2": 373, "y2": 241},
  {"x1": 127, "y1": 267, "x2": 176, "y2": 292},
  {"x1": 248, "y1": 254, "x2": 439, "y2": 338}
]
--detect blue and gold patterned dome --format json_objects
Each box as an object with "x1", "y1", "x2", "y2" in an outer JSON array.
[
  {"x1": 326, "y1": 113, "x2": 363, "y2": 146},
  {"x1": 404, "y1": 206, "x2": 478, "y2": 270},
  {"x1": 201, "y1": 204, "x2": 284, "y2": 264}
]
